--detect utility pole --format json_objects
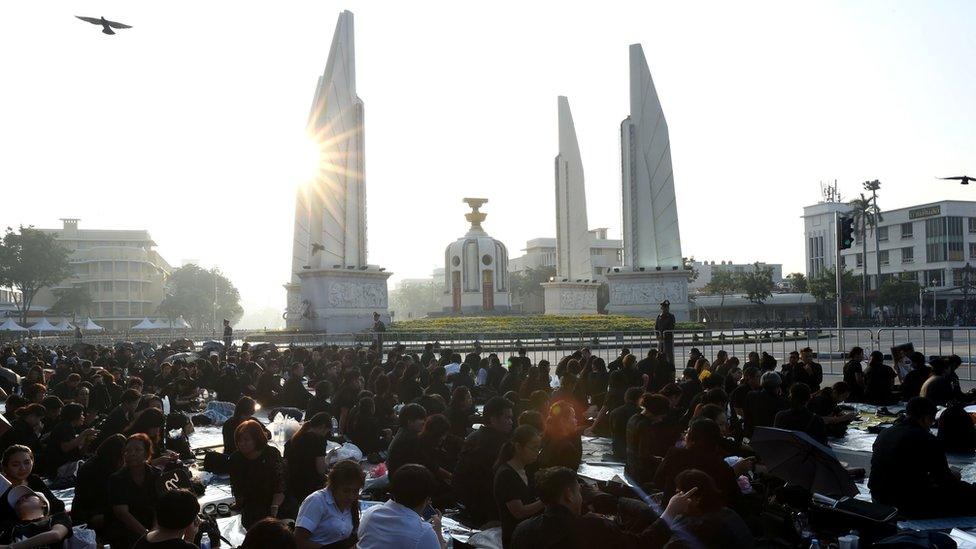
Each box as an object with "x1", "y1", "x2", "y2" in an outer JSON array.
[
  {"x1": 211, "y1": 268, "x2": 217, "y2": 338},
  {"x1": 864, "y1": 180, "x2": 882, "y2": 321},
  {"x1": 835, "y1": 211, "x2": 844, "y2": 351}
]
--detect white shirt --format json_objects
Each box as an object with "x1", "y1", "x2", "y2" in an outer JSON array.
[
  {"x1": 295, "y1": 487, "x2": 354, "y2": 545},
  {"x1": 358, "y1": 500, "x2": 440, "y2": 549}
]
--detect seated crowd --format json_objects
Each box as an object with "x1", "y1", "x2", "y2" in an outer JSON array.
[{"x1": 0, "y1": 333, "x2": 972, "y2": 548}]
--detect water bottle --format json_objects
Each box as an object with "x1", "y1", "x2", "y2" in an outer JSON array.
[
  {"x1": 200, "y1": 532, "x2": 211, "y2": 549},
  {"x1": 808, "y1": 539, "x2": 821, "y2": 549},
  {"x1": 332, "y1": 416, "x2": 340, "y2": 433}
]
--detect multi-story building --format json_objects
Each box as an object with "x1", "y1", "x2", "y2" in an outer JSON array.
[
  {"x1": 508, "y1": 228, "x2": 623, "y2": 282},
  {"x1": 32, "y1": 219, "x2": 173, "y2": 330},
  {"x1": 803, "y1": 200, "x2": 976, "y2": 317},
  {"x1": 688, "y1": 260, "x2": 783, "y2": 294}
]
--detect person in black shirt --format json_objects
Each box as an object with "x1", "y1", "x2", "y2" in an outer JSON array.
[
  {"x1": 346, "y1": 396, "x2": 389, "y2": 455},
  {"x1": 655, "y1": 300, "x2": 676, "y2": 366},
  {"x1": 795, "y1": 348, "x2": 824, "y2": 391},
  {"x1": 655, "y1": 419, "x2": 742, "y2": 509},
  {"x1": 0, "y1": 404, "x2": 45, "y2": 460},
  {"x1": 808, "y1": 382, "x2": 857, "y2": 438},
  {"x1": 427, "y1": 366, "x2": 451, "y2": 403},
  {"x1": 743, "y1": 372, "x2": 788, "y2": 437},
  {"x1": 72, "y1": 434, "x2": 126, "y2": 533},
  {"x1": 108, "y1": 434, "x2": 163, "y2": 549},
  {"x1": 922, "y1": 357, "x2": 955, "y2": 406},
  {"x1": 774, "y1": 383, "x2": 828, "y2": 446},
  {"x1": 282, "y1": 412, "x2": 333, "y2": 519},
  {"x1": 333, "y1": 373, "x2": 363, "y2": 433},
  {"x1": 255, "y1": 360, "x2": 283, "y2": 408},
  {"x1": 132, "y1": 489, "x2": 200, "y2": 549},
  {"x1": 223, "y1": 396, "x2": 267, "y2": 455},
  {"x1": 537, "y1": 401, "x2": 582, "y2": 471},
  {"x1": 0, "y1": 446, "x2": 66, "y2": 524},
  {"x1": 95, "y1": 388, "x2": 141, "y2": 448},
  {"x1": 869, "y1": 397, "x2": 976, "y2": 518},
  {"x1": 44, "y1": 403, "x2": 97, "y2": 477},
  {"x1": 386, "y1": 403, "x2": 427, "y2": 476},
  {"x1": 901, "y1": 351, "x2": 932, "y2": 401},
  {"x1": 608, "y1": 387, "x2": 642, "y2": 460},
  {"x1": 398, "y1": 364, "x2": 424, "y2": 406},
  {"x1": 678, "y1": 367, "x2": 702, "y2": 411},
  {"x1": 0, "y1": 485, "x2": 72, "y2": 549},
  {"x1": 842, "y1": 346, "x2": 866, "y2": 402},
  {"x1": 279, "y1": 362, "x2": 313, "y2": 410},
  {"x1": 229, "y1": 420, "x2": 285, "y2": 527},
  {"x1": 455, "y1": 397, "x2": 514, "y2": 526},
  {"x1": 729, "y1": 366, "x2": 760, "y2": 419},
  {"x1": 493, "y1": 425, "x2": 544, "y2": 548},
  {"x1": 863, "y1": 351, "x2": 898, "y2": 405},
  {"x1": 447, "y1": 386, "x2": 475, "y2": 438},
  {"x1": 626, "y1": 394, "x2": 679, "y2": 485},
  {"x1": 223, "y1": 318, "x2": 233, "y2": 349}
]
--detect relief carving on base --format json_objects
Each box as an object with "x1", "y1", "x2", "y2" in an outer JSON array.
[
  {"x1": 610, "y1": 281, "x2": 687, "y2": 306},
  {"x1": 328, "y1": 281, "x2": 387, "y2": 309},
  {"x1": 559, "y1": 288, "x2": 597, "y2": 310}
]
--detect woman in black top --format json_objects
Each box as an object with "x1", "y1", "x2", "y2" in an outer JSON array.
[
  {"x1": 44, "y1": 402, "x2": 97, "y2": 477},
  {"x1": 305, "y1": 380, "x2": 334, "y2": 421},
  {"x1": 372, "y1": 374, "x2": 397, "y2": 426},
  {"x1": 493, "y1": 425, "x2": 544, "y2": 548},
  {"x1": 346, "y1": 396, "x2": 387, "y2": 455},
  {"x1": 229, "y1": 419, "x2": 285, "y2": 527},
  {"x1": 863, "y1": 351, "x2": 898, "y2": 405},
  {"x1": 0, "y1": 445, "x2": 66, "y2": 523},
  {"x1": 223, "y1": 396, "x2": 260, "y2": 455},
  {"x1": 446, "y1": 387, "x2": 475, "y2": 438},
  {"x1": 537, "y1": 401, "x2": 583, "y2": 471},
  {"x1": 0, "y1": 403, "x2": 45, "y2": 459},
  {"x1": 284, "y1": 412, "x2": 333, "y2": 514},
  {"x1": 279, "y1": 362, "x2": 313, "y2": 410},
  {"x1": 72, "y1": 434, "x2": 126, "y2": 533},
  {"x1": 585, "y1": 357, "x2": 610, "y2": 408},
  {"x1": 398, "y1": 364, "x2": 423, "y2": 405},
  {"x1": 108, "y1": 434, "x2": 163, "y2": 549},
  {"x1": 126, "y1": 407, "x2": 178, "y2": 466}
]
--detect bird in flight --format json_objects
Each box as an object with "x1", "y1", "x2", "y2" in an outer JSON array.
[
  {"x1": 940, "y1": 176, "x2": 975, "y2": 185},
  {"x1": 76, "y1": 16, "x2": 132, "y2": 35}
]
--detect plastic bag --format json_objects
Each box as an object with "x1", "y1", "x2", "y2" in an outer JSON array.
[
  {"x1": 202, "y1": 401, "x2": 236, "y2": 426},
  {"x1": 327, "y1": 442, "x2": 364, "y2": 464},
  {"x1": 66, "y1": 525, "x2": 97, "y2": 549},
  {"x1": 270, "y1": 413, "x2": 302, "y2": 444}
]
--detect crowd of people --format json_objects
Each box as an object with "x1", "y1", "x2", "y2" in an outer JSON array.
[{"x1": 0, "y1": 309, "x2": 974, "y2": 548}]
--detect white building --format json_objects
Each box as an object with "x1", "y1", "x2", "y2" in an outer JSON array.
[
  {"x1": 509, "y1": 228, "x2": 623, "y2": 282},
  {"x1": 689, "y1": 260, "x2": 784, "y2": 294},
  {"x1": 803, "y1": 199, "x2": 976, "y2": 316}
]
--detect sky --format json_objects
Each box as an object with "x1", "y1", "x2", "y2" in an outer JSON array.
[{"x1": 2, "y1": 1, "x2": 975, "y2": 321}]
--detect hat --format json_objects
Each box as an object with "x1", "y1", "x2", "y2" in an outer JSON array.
[
  {"x1": 660, "y1": 300, "x2": 671, "y2": 307},
  {"x1": 6, "y1": 484, "x2": 49, "y2": 512}
]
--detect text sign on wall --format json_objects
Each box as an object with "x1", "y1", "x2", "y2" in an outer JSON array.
[{"x1": 909, "y1": 205, "x2": 941, "y2": 219}]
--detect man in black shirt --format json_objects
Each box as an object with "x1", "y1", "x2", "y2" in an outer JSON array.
[
  {"x1": 743, "y1": 372, "x2": 788, "y2": 438},
  {"x1": 729, "y1": 366, "x2": 760, "y2": 418},
  {"x1": 94, "y1": 388, "x2": 140, "y2": 448},
  {"x1": 222, "y1": 319, "x2": 233, "y2": 350},
  {"x1": 608, "y1": 387, "x2": 642, "y2": 459},
  {"x1": 795, "y1": 347, "x2": 823, "y2": 391},
  {"x1": 685, "y1": 348, "x2": 703, "y2": 372},
  {"x1": 625, "y1": 393, "x2": 678, "y2": 485},
  {"x1": 869, "y1": 397, "x2": 976, "y2": 518},
  {"x1": 655, "y1": 301, "x2": 676, "y2": 366},
  {"x1": 773, "y1": 383, "x2": 828, "y2": 446},
  {"x1": 842, "y1": 346, "x2": 865, "y2": 402},
  {"x1": 386, "y1": 404, "x2": 427, "y2": 476},
  {"x1": 454, "y1": 397, "x2": 514, "y2": 526}
]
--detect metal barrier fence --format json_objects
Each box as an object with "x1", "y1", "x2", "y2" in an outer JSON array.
[{"x1": 13, "y1": 326, "x2": 976, "y2": 380}]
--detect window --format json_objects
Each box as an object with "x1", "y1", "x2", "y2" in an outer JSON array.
[
  {"x1": 101, "y1": 302, "x2": 114, "y2": 316},
  {"x1": 117, "y1": 262, "x2": 127, "y2": 273},
  {"x1": 901, "y1": 222, "x2": 913, "y2": 239},
  {"x1": 808, "y1": 236, "x2": 825, "y2": 277},
  {"x1": 902, "y1": 247, "x2": 914, "y2": 263},
  {"x1": 100, "y1": 261, "x2": 113, "y2": 273},
  {"x1": 879, "y1": 250, "x2": 889, "y2": 266},
  {"x1": 926, "y1": 218, "x2": 947, "y2": 262},
  {"x1": 101, "y1": 281, "x2": 113, "y2": 292},
  {"x1": 948, "y1": 217, "x2": 965, "y2": 260},
  {"x1": 878, "y1": 226, "x2": 888, "y2": 242},
  {"x1": 925, "y1": 269, "x2": 945, "y2": 287},
  {"x1": 970, "y1": 218, "x2": 976, "y2": 234},
  {"x1": 856, "y1": 254, "x2": 863, "y2": 268},
  {"x1": 971, "y1": 243, "x2": 976, "y2": 260}
]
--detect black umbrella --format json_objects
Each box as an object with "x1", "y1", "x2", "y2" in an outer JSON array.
[{"x1": 750, "y1": 426, "x2": 858, "y2": 497}]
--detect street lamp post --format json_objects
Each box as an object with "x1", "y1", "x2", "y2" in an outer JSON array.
[{"x1": 863, "y1": 180, "x2": 882, "y2": 320}]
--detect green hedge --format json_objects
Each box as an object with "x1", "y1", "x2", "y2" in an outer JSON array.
[{"x1": 389, "y1": 315, "x2": 702, "y2": 334}]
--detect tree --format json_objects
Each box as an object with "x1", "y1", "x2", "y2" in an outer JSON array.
[
  {"x1": 156, "y1": 264, "x2": 243, "y2": 331},
  {"x1": 703, "y1": 270, "x2": 738, "y2": 320},
  {"x1": 0, "y1": 226, "x2": 72, "y2": 325},
  {"x1": 808, "y1": 267, "x2": 858, "y2": 320},
  {"x1": 736, "y1": 263, "x2": 775, "y2": 316},
  {"x1": 849, "y1": 194, "x2": 879, "y2": 314},
  {"x1": 48, "y1": 286, "x2": 94, "y2": 320},
  {"x1": 510, "y1": 266, "x2": 556, "y2": 312},
  {"x1": 878, "y1": 277, "x2": 920, "y2": 318},
  {"x1": 785, "y1": 272, "x2": 807, "y2": 293},
  {"x1": 390, "y1": 279, "x2": 442, "y2": 319}
]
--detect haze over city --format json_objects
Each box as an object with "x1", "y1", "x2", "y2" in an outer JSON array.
[{"x1": 2, "y1": 1, "x2": 974, "y2": 322}]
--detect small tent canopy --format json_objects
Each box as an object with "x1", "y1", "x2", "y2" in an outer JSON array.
[
  {"x1": 131, "y1": 318, "x2": 157, "y2": 330},
  {"x1": 81, "y1": 318, "x2": 103, "y2": 331},
  {"x1": 54, "y1": 319, "x2": 74, "y2": 332},
  {"x1": 0, "y1": 318, "x2": 27, "y2": 332},
  {"x1": 173, "y1": 316, "x2": 191, "y2": 329},
  {"x1": 30, "y1": 318, "x2": 57, "y2": 332}
]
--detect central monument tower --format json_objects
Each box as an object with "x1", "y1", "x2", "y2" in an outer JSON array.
[{"x1": 284, "y1": 10, "x2": 391, "y2": 331}]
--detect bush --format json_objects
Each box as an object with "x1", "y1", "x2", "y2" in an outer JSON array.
[{"x1": 389, "y1": 315, "x2": 702, "y2": 334}]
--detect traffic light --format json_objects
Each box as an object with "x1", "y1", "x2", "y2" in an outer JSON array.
[{"x1": 838, "y1": 216, "x2": 855, "y2": 250}]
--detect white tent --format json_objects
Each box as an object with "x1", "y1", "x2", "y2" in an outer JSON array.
[
  {"x1": 152, "y1": 317, "x2": 192, "y2": 330},
  {"x1": 0, "y1": 318, "x2": 27, "y2": 332},
  {"x1": 131, "y1": 318, "x2": 157, "y2": 330},
  {"x1": 173, "y1": 316, "x2": 191, "y2": 329},
  {"x1": 30, "y1": 318, "x2": 58, "y2": 332},
  {"x1": 81, "y1": 318, "x2": 104, "y2": 331},
  {"x1": 54, "y1": 319, "x2": 74, "y2": 332}
]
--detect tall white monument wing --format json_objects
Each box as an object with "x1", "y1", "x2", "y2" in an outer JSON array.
[
  {"x1": 621, "y1": 43, "x2": 683, "y2": 268},
  {"x1": 554, "y1": 96, "x2": 593, "y2": 281},
  {"x1": 293, "y1": 9, "x2": 367, "y2": 276}
]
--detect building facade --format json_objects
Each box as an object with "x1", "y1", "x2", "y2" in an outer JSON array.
[
  {"x1": 509, "y1": 228, "x2": 623, "y2": 282},
  {"x1": 803, "y1": 199, "x2": 976, "y2": 317},
  {"x1": 33, "y1": 219, "x2": 172, "y2": 331}
]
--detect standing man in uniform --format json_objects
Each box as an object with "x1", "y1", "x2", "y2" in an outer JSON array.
[
  {"x1": 655, "y1": 300, "x2": 676, "y2": 367},
  {"x1": 372, "y1": 312, "x2": 386, "y2": 362},
  {"x1": 222, "y1": 319, "x2": 233, "y2": 350}
]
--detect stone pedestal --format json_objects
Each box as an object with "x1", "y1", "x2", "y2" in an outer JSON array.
[
  {"x1": 285, "y1": 268, "x2": 391, "y2": 333},
  {"x1": 606, "y1": 269, "x2": 690, "y2": 321},
  {"x1": 542, "y1": 281, "x2": 600, "y2": 316}
]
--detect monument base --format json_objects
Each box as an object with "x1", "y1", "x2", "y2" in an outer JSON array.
[
  {"x1": 285, "y1": 268, "x2": 392, "y2": 333},
  {"x1": 606, "y1": 269, "x2": 690, "y2": 321},
  {"x1": 542, "y1": 281, "x2": 600, "y2": 316}
]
